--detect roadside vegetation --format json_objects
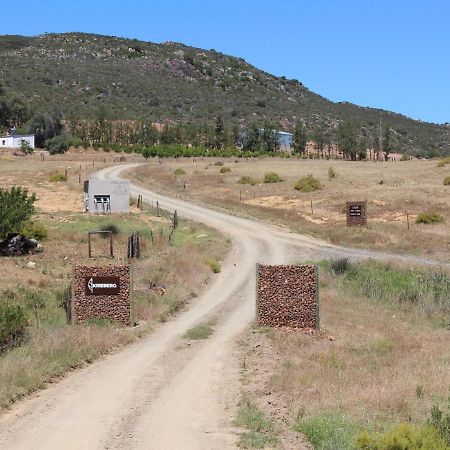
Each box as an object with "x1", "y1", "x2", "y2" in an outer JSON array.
[
  {"x1": 238, "y1": 259, "x2": 450, "y2": 449},
  {"x1": 183, "y1": 319, "x2": 216, "y2": 340},
  {"x1": 0, "y1": 160, "x2": 229, "y2": 408}
]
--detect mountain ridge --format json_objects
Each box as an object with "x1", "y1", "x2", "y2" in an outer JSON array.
[{"x1": 0, "y1": 32, "x2": 449, "y2": 154}]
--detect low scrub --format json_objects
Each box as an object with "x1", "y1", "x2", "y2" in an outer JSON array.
[
  {"x1": 330, "y1": 257, "x2": 352, "y2": 275},
  {"x1": 20, "y1": 221, "x2": 48, "y2": 241},
  {"x1": 263, "y1": 172, "x2": 283, "y2": 183},
  {"x1": 296, "y1": 413, "x2": 363, "y2": 450},
  {"x1": 174, "y1": 168, "x2": 186, "y2": 176},
  {"x1": 324, "y1": 260, "x2": 450, "y2": 320},
  {"x1": 214, "y1": 161, "x2": 224, "y2": 166},
  {"x1": 234, "y1": 396, "x2": 278, "y2": 448},
  {"x1": 328, "y1": 167, "x2": 337, "y2": 179},
  {"x1": 416, "y1": 211, "x2": 444, "y2": 224},
  {"x1": 48, "y1": 172, "x2": 67, "y2": 182},
  {"x1": 99, "y1": 223, "x2": 120, "y2": 235},
  {"x1": 356, "y1": 423, "x2": 448, "y2": 450},
  {"x1": 429, "y1": 399, "x2": 450, "y2": 445},
  {"x1": 0, "y1": 303, "x2": 27, "y2": 352},
  {"x1": 45, "y1": 136, "x2": 70, "y2": 155},
  {"x1": 294, "y1": 175, "x2": 322, "y2": 192},
  {"x1": 443, "y1": 176, "x2": 450, "y2": 186},
  {"x1": 437, "y1": 157, "x2": 450, "y2": 167},
  {"x1": 238, "y1": 175, "x2": 258, "y2": 185},
  {"x1": 219, "y1": 166, "x2": 231, "y2": 173},
  {"x1": 204, "y1": 257, "x2": 221, "y2": 273}
]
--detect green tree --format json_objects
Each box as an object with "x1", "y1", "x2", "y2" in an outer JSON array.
[
  {"x1": 0, "y1": 80, "x2": 28, "y2": 128},
  {"x1": 383, "y1": 124, "x2": 392, "y2": 161},
  {"x1": 214, "y1": 116, "x2": 225, "y2": 149},
  {"x1": 27, "y1": 113, "x2": 63, "y2": 147},
  {"x1": 337, "y1": 122, "x2": 358, "y2": 160},
  {"x1": 260, "y1": 123, "x2": 279, "y2": 152},
  {"x1": 0, "y1": 187, "x2": 36, "y2": 239},
  {"x1": 160, "y1": 124, "x2": 176, "y2": 145},
  {"x1": 242, "y1": 124, "x2": 261, "y2": 151},
  {"x1": 293, "y1": 123, "x2": 307, "y2": 154}
]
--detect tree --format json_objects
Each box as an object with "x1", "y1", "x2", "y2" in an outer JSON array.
[
  {"x1": 357, "y1": 138, "x2": 367, "y2": 160},
  {"x1": 214, "y1": 116, "x2": 225, "y2": 149},
  {"x1": 310, "y1": 127, "x2": 327, "y2": 157},
  {"x1": 337, "y1": 122, "x2": 358, "y2": 160},
  {"x1": 260, "y1": 122, "x2": 279, "y2": 152},
  {"x1": 160, "y1": 124, "x2": 176, "y2": 145},
  {"x1": 292, "y1": 123, "x2": 307, "y2": 154},
  {"x1": 242, "y1": 124, "x2": 261, "y2": 151},
  {"x1": 0, "y1": 80, "x2": 28, "y2": 128},
  {"x1": 45, "y1": 135, "x2": 70, "y2": 154},
  {"x1": 0, "y1": 187, "x2": 36, "y2": 239},
  {"x1": 27, "y1": 113, "x2": 63, "y2": 147},
  {"x1": 383, "y1": 125, "x2": 392, "y2": 161}
]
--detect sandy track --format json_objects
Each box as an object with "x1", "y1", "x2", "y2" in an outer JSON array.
[{"x1": 0, "y1": 163, "x2": 446, "y2": 450}]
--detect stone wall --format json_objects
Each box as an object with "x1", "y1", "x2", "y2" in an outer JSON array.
[
  {"x1": 257, "y1": 264, "x2": 319, "y2": 329},
  {"x1": 73, "y1": 265, "x2": 130, "y2": 325}
]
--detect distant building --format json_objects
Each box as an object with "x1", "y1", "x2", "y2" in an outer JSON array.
[
  {"x1": 84, "y1": 179, "x2": 130, "y2": 214},
  {"x1": 0, "y1": 134, "x2": 35, "y2": 149},
  {"x1": 276, "y1": 131, "x2": 294, "y2": 151}
]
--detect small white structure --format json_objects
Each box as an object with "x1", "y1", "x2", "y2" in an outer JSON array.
[
  {"x1": 84, "y1": 179, "x2": 130, "y2": 214},
  {"x1": 0, "y1": 134, "x2": 35, "y2": 149}
]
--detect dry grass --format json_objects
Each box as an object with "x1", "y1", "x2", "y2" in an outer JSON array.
[
  {"x1": 131, "y1": 158, "x2": 450, "y2": 262},
  {"x1": 0, "y1": 154, "x2": 228, "y2": 408},
  {"x1": 239, "y1": 265, "x2": 450, "y2": 447}
]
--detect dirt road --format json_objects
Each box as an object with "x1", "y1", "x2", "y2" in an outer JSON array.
[{"x1": 0, "y1": 163, "x2": 446, "y2": 450}]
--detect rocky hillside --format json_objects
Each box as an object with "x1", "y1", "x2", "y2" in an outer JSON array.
[{"x1": 0, "y1": 32, "x2": 449, "y2": 154}]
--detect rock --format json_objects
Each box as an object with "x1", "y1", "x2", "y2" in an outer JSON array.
[{"x1": 26, "y1": 261, "x2": 36, "y2": 269}]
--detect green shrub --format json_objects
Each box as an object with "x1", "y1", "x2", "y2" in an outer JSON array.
[
  {"x1": 238, "y1": 175, "x2": 258, "y2": 185},
  {"x1": 44, "y1": 135, "x2": 70, "y2": 155},
  {"x1": 296, "y1": 413, "x2": 363, "y2": 450},
  {"x1": 443, "y1": 176, "x2": 450, "y2": 186},
  {"x1": 356, "y1": 423, "x2": 448, "y2": 450},
  {"x1": 294, "y1": 175, "x2": 322, "y2": 192},
  {"x1": 20, "y1": 221, "x2": 48, "y2": 240},
  {"x1": 48, "y1": 172, "x2": 67, "y2": 182},
  {"x1": 0, "y1": 187, "x2": 36, "y2": 239},
  {"x1": 220, "y1": 166, "x2": 231, "y2": 173},
  {"x1": 429, "y1": 399, "x2": 450, "y2": 445},
  {"x1": 204, "y1": 257, "x2": 221, "y2": 273},
  {"x1": 0, "y1": 303, "x2": 27, "y2": 352},
  {"x1": 328, "y1": 167, "x2": 337, "y2": 179},
  {"x1": 99, "y1": 223, "x2": 120, "y2": 235},
  {"x1": 263, "y1": 172, "x2": 283, "y2": 183},
  {"x1": 20, "y1": 140, "x2": 33, "y2": 155},
  {"x1": 174, "y1": 168, "x2": 186, "y2": 176},
  {"x1": 416, "y1": 211, "x2": 445, "y2": 224},
  {"x1": 330, "y1": 258, "x2": 352, "y2": 275}
]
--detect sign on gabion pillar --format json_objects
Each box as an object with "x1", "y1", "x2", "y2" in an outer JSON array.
[
  {"x1": 346, "y1": 201, "x2": 367, "y2": 226},
  {"x1": 256, "y1": 264, "x2": 319, "y2": 329},
  {"x1": 73, "y1": 265, "x2": 131, "y2": 325}
]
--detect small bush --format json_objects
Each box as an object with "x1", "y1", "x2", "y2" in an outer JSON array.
[
  {"x1": 328, "y1": 167, "x2": 337, "y2": 179},
  {"x1": 20, "y1": 221, "x2": 48, "y2": 240},
  {"x1": 214, "y1": 161, "x2": 224, "y2": 166},
  {"x1": 45, "y1": 136, "x2": 70, "y2": 155},
  {"x1": 174, "y1": 168, "x2": 186, "y2": 176},
  {"x1": 48, "y1": 172, "x2": 67, "y2": 182},
  {"x1": 263, "y1": 172, "x2": 284, "y2": 183},
  {"x1": 0, "y1": 303, "x2": 27, "y2": 352},
  {"x1": 296, "y1": 413, "x2": 362, "y2": 450},
  {"x1": 429, "y1": 399, "x2": 450, "y2": 444},
  {"x1": 220, "y1": 166, "x2": 231, "y2": 173},
  {"x1": 20, "y1": 140, "x2": 33, "y2": 155},
  {"x1": 437, "y1": 157, "x2": 450, "y2": 167},
  {"x1": 443, "y1": 176, "x2": 450, "y2": 186},
  {"x1": 416, "y1": 211, "x2": 445, "y2": 224},
  {"x1": 330, "y1": 258, "x2": 352, "y2": 275},
  {"x1": 356, "y1": 423, "x2": 448, "y2": 450},
  {"x1": 294, "y1": 175, "x2": 322, "y2": 192},
  {"x1": 99, "y1": 223, "x2": 120, "y2": 236},
  {"x1": 204, "y1": 257, "x2": 221, "y2": 273},
  {"x1": 238, "y1": 175, "x2": 258, "y2": 185}
]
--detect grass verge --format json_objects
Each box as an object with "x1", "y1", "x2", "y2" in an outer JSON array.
[{"x1": 182, "y1": 319, "x2": 216, "y2": 340}]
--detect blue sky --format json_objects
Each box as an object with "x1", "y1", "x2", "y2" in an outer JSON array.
[{"x1": 3, "y1": 0, "x2": 449, "y2": 124}]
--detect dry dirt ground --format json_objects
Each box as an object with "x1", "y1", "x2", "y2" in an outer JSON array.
[
  {"x1": 131, "y1": 157, "x2": 450, "y2": 262},
  {"x1": 0, "y1": 163, "x2": 447, "y2": 449}
]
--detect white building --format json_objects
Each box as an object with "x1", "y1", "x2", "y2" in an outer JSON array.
[
  {"x1": 84, "y1": 179, "x2": 130, "y2": 214},
  {"x1": 0, "y1": 134, "x2": 35, "y2": 149}
]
